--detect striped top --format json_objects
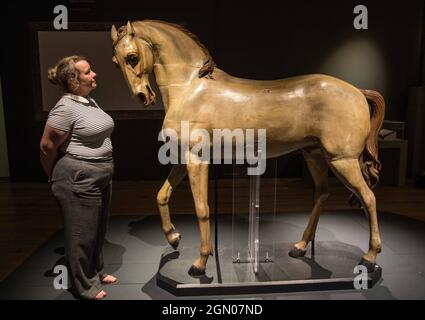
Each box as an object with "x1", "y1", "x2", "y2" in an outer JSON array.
[{"x1": 47, "y1": 94, "x2": 114, "y2": 160}]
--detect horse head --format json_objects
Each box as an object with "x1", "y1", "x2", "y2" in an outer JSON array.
[{"x1": 111, "y1": 21, "x2": 156, "y2": 107}]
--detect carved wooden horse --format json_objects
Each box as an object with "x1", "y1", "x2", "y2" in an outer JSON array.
[{"x1": 111, "y1": 20, "x2": 385, "y2": 276}]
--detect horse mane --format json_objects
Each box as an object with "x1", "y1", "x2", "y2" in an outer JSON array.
[{"x1": 143, "y1": 20, "x2": 216, "y2": 78}]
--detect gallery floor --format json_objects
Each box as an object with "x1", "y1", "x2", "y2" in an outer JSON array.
[{"x1": 0, "y1": 209, "x2": 424, "y2": 300}]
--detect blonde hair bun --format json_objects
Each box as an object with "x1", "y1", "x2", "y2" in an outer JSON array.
[{"x1": 47, "y1": 67, "x2": 59, "y2": 85}]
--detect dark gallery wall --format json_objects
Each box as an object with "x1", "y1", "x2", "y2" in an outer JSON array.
[{"x1": 1, "y1": 0, "x2": 424, "y2": 181}]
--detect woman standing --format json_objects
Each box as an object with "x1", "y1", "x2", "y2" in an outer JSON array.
[{"x1": 40, "y1": 55, "x2": 117, "y2": 300}]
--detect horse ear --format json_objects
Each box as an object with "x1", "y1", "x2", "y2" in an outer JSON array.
[
  {"x1": 111, "y1": 24, "x2": 118, "y2": 43},
  {"x1": 127, "y1": 21, "x2": 135, "y2": 36}
]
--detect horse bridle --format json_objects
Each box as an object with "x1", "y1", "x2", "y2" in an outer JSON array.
[
  {"x1": 112, "y1": 26, "x2": 153, "y2": 56},
  {"x1": 112, "y1": 24, "x2": 214, "y2": 79}
]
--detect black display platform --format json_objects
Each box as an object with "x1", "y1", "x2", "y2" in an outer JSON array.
[{"x1": 156, "y1": 227, "x2": 382, "y2": 296}]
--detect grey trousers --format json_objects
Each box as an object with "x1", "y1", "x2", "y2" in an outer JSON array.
[{"x1": 51, "y1": 154, "x2": 114, "y2": 299}]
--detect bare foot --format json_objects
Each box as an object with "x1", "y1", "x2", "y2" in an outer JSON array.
[
  {"x1": 101, "y1": 274, "x2": 117, "y2": 284},
  {"x1": 95, "y1": 290, "x2": 107, "y2": 300}
]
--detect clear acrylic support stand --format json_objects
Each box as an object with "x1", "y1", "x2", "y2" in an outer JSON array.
[
  {"x1": 232, "y1": 154, "x2": 276, "y2": 274},
  {"x1": 248, "y1": 172, "x2": 260, "y2": 272}
]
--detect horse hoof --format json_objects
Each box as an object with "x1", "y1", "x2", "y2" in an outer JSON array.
[
  {"x1": 165, "y1": 228, "x2": 182, "y2": 250},
  {"x1": 168, "y1": 231, "x2": 181, "y2": 250},
  {"x1": 188, "y1": 265, "x2": 206, "y2": 277},
  {"x1": 359, "y1": 257, "x2": 376, "y2": 273},
  {"x1": 288, "y1": 246, "x2": 307, "y2": 258}
]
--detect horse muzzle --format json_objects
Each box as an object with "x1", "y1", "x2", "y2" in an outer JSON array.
[{"x1": 136, "y1": 85, "x2": 156, "y2": 107}]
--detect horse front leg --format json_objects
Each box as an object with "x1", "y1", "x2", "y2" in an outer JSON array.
[
  {"x1": 186, "y1": 153, "x2": 212, "y2": 277},
  {"x1": 157, "y1": 164, "x2": 187, "y2": 249}
]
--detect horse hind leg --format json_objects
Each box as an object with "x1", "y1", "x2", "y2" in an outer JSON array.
[
  {"x1": 157, "y1": 164, "x2": 187, "y2": 250},
  {"x1": 289, "y1": 148, "x2": 330, "y2": 258},
  {"x1": 328, "y1": 158, "x2": 382, "y2": 271}
]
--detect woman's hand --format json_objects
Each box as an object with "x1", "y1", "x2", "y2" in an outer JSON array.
[{"x1": 40, "y1": 125, "x2": 69, "y2": 181}]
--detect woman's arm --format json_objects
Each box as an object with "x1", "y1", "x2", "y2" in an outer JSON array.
[{"x1": 40, "y1": 125, "x2": 69, "y2": 180}]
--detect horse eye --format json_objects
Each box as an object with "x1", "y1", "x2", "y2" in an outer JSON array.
[{"x1": 126, "y1": 55, "x2": 139, "y2": 69}]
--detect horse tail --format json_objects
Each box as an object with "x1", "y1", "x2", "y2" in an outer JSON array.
[{"x1": 349, "y1": 89, "x2": 385, "y2": 207}]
